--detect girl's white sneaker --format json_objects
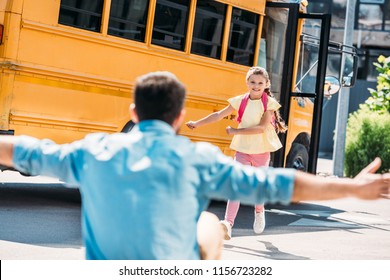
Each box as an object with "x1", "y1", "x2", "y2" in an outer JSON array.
[
  {"x1": 253, "y1": 210, "x2": 266, "y2": 234},
  {"x1": 219, "y1": 220, "x2": 232, "y2": 240}
]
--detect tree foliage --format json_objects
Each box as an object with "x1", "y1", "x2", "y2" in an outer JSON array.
[
  {"x1": 345, "y1": 106, "x2": 390, "y2": 177},
  {"x1": 366, "y1": 55, "x2": 390, "y2": 113},
  {"x1": 345, "y1": 55, "x2": 390, "y2": 177}
]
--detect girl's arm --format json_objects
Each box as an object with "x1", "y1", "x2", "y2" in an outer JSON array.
[
  {"x1": 226, "y1": 110, "x2": 273, "y2": 135},
  {"x1": 186, "y1": 105, "x2": 235, "y2": 129}
]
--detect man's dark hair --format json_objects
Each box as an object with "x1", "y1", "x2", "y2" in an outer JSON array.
[{"x1": 134, "y1": 72, "x2": 186, "y2": 125}]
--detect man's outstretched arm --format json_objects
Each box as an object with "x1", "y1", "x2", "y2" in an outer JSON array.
[
  {"x1": 292, "y1": 158, "x2": 390, "y2": 201},
  {"x1": 0, "y1": 136, "x2": 15, "y2": 168}
]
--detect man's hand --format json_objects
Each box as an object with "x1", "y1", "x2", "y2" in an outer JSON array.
[
  {"x1": 292, "y1": 157, "x2": 390, "y2": 202},
  {"x1": 353, "y1": 158, "x2": 390, "y2": 199},
  {"x1": 354, "y1": 157, "x2": 382, "y2": 179},
  {"x1": 0, "y1": 136, "x2": 15, "y2": 168}
]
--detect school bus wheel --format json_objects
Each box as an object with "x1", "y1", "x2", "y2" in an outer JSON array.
[
  {"x1": 286, "y1": 143, "x2": 309, "y2": 172},
  {"x1": 0, "y1": 165, "x2": 31, "y2": 176},
  {"x1": 120, "y1": 120, "x2": 136, "y2": 133}
]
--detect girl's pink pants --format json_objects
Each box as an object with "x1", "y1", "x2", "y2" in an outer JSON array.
[{"x1": 224, "y1": 151, "x2": 270, "y2": 226}]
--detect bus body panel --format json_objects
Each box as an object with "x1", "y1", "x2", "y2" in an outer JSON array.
[
  {"x1": 1, "y1": 0, "x2": 250, "y2": 151},
  {"x1": 0, "y1": 0, "x2": 355, "y2": 171}
]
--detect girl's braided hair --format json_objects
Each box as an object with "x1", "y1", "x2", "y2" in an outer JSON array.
[{"x1": 246, "y1": 67, "x2": 288, "y2": 134}]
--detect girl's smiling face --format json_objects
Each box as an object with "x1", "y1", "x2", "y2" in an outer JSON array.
[{"x1": 246, "y1": 74, "x2": 269, "y2": 99}]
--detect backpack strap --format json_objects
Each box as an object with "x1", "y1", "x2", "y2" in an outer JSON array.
[
  {"x1": 261, "y1": 92, "x2": 268, "y2": 111},
  {"x1": 236, "y1": 93, "x2": 250, "y2": 123},
  {"x1": 237, "y1": 92, "x2": 275, "y2": 127}
]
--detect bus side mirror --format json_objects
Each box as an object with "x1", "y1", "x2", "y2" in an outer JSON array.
[
  {"x1": 341, "y1": 53, "x2": 358, "y2": 88},
  {"x1": 324, "y1": 76, "x2": 341, "y2": 99}
]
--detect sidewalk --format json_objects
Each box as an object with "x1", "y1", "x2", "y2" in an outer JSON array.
[
  {"x1": 212, "y1": 197, "x2": 390, "y2": 260},
  {"x1": 316, "y1": 157, "x2": 334, "y2": 176}
]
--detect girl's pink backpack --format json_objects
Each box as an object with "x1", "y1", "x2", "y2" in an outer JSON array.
[{"x1": 236, "y1": 93, "x2": 275, "y2": 126}]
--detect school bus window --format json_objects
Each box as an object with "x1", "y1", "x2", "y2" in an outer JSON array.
[
  {"x1": 227, "y1": 7, "x2": 259, "y2": 66},
  {"x1": 108, "y1": 0, "x2": 150, "y2": 42},
  {"x1": 191, "y1": 0, "x2": 226, "y2": 59},
  {"x1": 152, "y1": 0, "x2": 190, "y2": 51},
  {"x1": 58, "y1": 0, "x2": 104, "y2": 32}
]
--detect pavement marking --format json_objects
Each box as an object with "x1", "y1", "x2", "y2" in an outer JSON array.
[
  {"x1": 269, "y1": 209, "x2": 390, "y2": 228},
  {"x1": 289, "y1": 218, "x2": 361, "y2": 228},
  {"x1": 269, "y1": 209, "x2": 334, "y2": 217}
]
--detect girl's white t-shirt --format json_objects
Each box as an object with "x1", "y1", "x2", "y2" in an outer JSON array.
[{"x1": 228, "y1": 94, "x2": 283, "y2": 154}]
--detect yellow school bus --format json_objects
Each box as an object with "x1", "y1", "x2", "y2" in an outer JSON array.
[{"x1": 0, "y1": 0, "x2": 356, "y2": 173}]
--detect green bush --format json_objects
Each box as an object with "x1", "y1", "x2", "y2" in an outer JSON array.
[
  {"x1": 366, "y1": 55, "x2": 390, "y2": 113},
  {"x1": 345, "y1": 106, "x2": 390, "y2": 177}
]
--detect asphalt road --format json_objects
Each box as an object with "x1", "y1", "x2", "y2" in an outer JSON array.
[
  {"x1": 210, "y1": 199, "x2": 390, "y2": 260},
  {"x1": 1, "y1": 165, "x2": 390, "y2": 260},
  {"x1": 0, "y1": 181, "x2": 84, "y2": 260}
]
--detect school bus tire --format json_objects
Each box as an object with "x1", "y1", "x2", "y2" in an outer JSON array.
[
  {"x1": 0, "y1": 165, "x2": 31, "y2": 176},
  {"x1": 120, "y1": 120, "x2": 135, "y2": 133},
  {"x1": 286, "y1": 143, "x2": 309, "y2": 172}
]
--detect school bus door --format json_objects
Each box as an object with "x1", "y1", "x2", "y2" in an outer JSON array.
[{"x1": 261, "y1": 2, "x2": 331, "y2": 174}]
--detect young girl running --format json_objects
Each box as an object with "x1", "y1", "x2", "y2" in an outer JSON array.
[{"x1": 186, "y1": 66, "x2": 287, "y2": 240}]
